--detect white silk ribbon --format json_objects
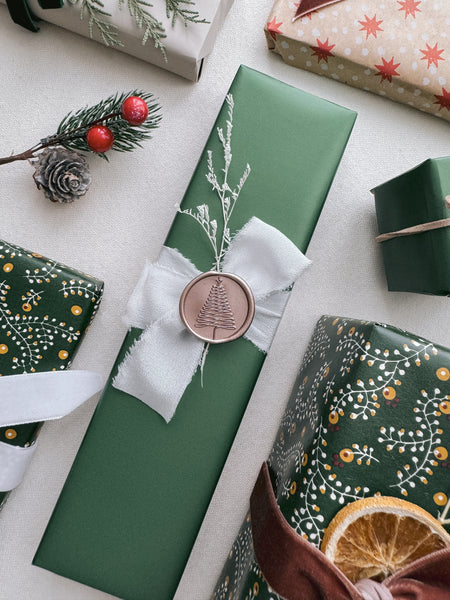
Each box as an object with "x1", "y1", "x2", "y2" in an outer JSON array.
[
  {"x1": 0, "y1": 370, "x2": 104, "y2": 492},
  {"x1": 113, "y1": 217, "x2": 311, "y2": 423}
]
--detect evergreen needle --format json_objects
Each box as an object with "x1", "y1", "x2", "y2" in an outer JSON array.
[
  {"x1": 120, "y1": 0, "x2": 167, "y2": 59},
  {"x1": 67, "y1": 0, "x2": 124, "y2": 47},
  {"x1": 56, "y1": 90, "x2": 161, "y2": 158},
  {"x1": 165, "y1": 0, "x2": 208, "y2": 27},
  {"x1": 0, "y1": 91, "x2": 161, "y2": 165}
]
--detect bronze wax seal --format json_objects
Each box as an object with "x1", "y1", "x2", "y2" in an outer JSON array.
[{"x1": 179, "y1": 272, "x2": 255, "y2": 344}]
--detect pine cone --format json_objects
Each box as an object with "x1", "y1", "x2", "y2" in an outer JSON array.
[{"x1": 32, "y1": 147, "x2": 91, "y2": 203}]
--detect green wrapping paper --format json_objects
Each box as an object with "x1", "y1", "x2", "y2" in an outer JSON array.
[
  {"x1": 213, "y1": 315, "x2": 450, "y2": 600},
  {"x1": 373, "y1": 157, "x2": 450, "y2": 296},
  {"x1": 34, "y1": 66, "x2": 356, "y2": 600},
  {"x1": 0, "y1": 240, "x2": 103, "y2": 510}
]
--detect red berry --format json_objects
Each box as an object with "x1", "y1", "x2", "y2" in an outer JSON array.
[
  {"x1": 86, "y1": 125, "x2": 114, "y2": 153},
  {"x1": 121, "y1": 96, "x2": 149, "y2": 125}
]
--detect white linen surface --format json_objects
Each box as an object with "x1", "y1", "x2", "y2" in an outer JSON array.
[{"x1": 0, "y1": 1, "x2": 449, "y2": 598}]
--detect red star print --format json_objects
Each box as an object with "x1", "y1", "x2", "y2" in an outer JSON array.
[
  {"x1": 420, "y1": 43, "x2": 445, "y2": 69},
  {"x1": 398, "y1": 0, "x2": 421, "y2": 18},
  {"x1": 311, "y1": 38, "x2": 336, "y2": 63},
  {"x1": 434, "y1": 87, "x2": 450, "y2": 111},
  {"x1": 359, "y1": 14, "x2": 383, "y2": 39},
  {"x1": 374, "y1": 57, "x2": 401, "y2": 83},
  {"x1": 267, "y1": 17, "x2": 283, "y2": 40}
]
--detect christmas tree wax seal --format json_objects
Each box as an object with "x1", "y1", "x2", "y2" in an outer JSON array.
[{"x1": 179, "y1": 272, "x2": 255, "y2": 344}]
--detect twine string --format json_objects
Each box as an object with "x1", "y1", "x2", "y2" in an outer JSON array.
[{"x1": 376, "y1": 196, "x2": 450, "y2": 243}]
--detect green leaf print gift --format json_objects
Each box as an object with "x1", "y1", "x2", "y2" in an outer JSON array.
[
  {"x1": 0, "y1": 240, "x2": 103, "y2": 512},
  {"x1": 213, "y1": 315, "x2": 450, "y2": 600}
]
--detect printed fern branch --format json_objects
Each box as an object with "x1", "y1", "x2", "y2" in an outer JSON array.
[
  {"x1": 120, "y1": 0, "x2": 167, "y2": 59},
  {"x1": 70, "y1": 0, "x2": 207, "y2": 59},
  {"x1": 67, "y1": 0, "x2": 123, "y2": 47},
  {"x1": 165, "y1": 0, "x2": 208, "y2": 27}
]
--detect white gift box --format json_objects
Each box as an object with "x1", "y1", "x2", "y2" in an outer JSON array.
[{"x1": 2, "y1": 0, "x2": 234, "y2": 80}]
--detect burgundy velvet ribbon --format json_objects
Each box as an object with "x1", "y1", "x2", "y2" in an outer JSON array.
[
  {"x1": 294, "y1": 0, "x2": 344, "y2": 20},
  {"x1": 250, "y1": 462, "x2": 450, "y2": 600}
]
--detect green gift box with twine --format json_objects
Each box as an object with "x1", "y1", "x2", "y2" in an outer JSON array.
[
  {"x1": 33, "y1": 66, "x2": 356, "y2": 600},
  {"x1": 0, "y1": 240, "x2": 103, "y2": 511},
  {"x1": 373, "y1": 157, "x2": 450, "y2": 296},
  {"x1": 213, "y1": 315, "x2": 450, "y2": 600}
]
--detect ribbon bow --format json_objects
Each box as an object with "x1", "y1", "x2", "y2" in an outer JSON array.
[
  {"x1": 112, "y1": 217, "x2": 311, "y2": 423},
  {"x1": 0, "y1": 370, "x2": 104, "y2": 492},
  {"x1": 251, "y1": 462, "x2": 450, "y2": 600},
  {"x1": 295, "y1": 0, "x2": 344, "y2": 20}
]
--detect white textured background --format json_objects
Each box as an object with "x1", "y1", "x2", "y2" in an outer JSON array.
[{"x1": 0, "y1": 2, "x2": 449, "y2": 599}]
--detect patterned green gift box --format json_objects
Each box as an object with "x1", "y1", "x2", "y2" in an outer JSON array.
[
  {"x1": 0, "y1": 240, "x2": 103, "y2": 511},
  {"x1": 213, "y1": 315, "x2": 450, "y2": 600}
]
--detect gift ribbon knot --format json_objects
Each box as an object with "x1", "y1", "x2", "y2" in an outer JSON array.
[
  {"x1": 112, "y1": 217, "x2": 311, "y2": 423},
  {"x1": 250, "y1": 462, "x2": 450, "y2": 600}
]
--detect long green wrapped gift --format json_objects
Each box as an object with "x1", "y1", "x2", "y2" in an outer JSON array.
[
  {"x1": 213, "y1": 315, "x2": 450, "y2": 600},
  {"x1": 34, "y1": 66, "x2": 356, "y2": 600},
  {"x1": 0, "y1": 240, "x2": 103, "y2": 511},
  {"x1": 373, "y1": 157, "x2": 450, "y2": 296}
]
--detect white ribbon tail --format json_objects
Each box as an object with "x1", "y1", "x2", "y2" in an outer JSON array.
[
  {"x1": 0, "y1": 443, "x2": 39, "y2": 494},
  {"x1": 0, "y1": 370, "x2": 104, "y2": 492},
  {"x1": 113, "y1": 313, "x2": 205, "y2": 423},
  {"x1": 0, "y1": 370, "x2": 104, "y2": 427}
]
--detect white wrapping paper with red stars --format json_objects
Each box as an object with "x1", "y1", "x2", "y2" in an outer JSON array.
[{"x1": 265, "y1": 0, "x2": 450, "y2": 122}]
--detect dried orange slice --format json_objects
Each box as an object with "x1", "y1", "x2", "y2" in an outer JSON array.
[{"x1": 321, "y1": 496, "x2": 450, "y2": 583}]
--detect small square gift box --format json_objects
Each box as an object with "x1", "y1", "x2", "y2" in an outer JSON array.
[
  {"x1": 373, "y1": 157, "x2": 450, "y2": 295},
  {"x1": 33, "y1": 67, "x2": 356, "y2": 600},
  {"x1": 213, "y1": 315, "x2": 450, "y2": 600},
  {"x1": 0, "y1": 240, "x2": 103, "y2": 510},
  {"x1": 2, "y1": 0, "x2": 234, "y2": 81},
  {"x1": 265, "y1": 0, "x2": 450, "y2": 122}
]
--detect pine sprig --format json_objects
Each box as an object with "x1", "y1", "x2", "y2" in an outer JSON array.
[
  {"x1": 120, "y1": 0, "x2": 167, "y2": 59},
  {"x1": 0, "y1": 91, "x2": 161, "y2": 166},
  {"x1": 67, "y1": 0, "x2": 123, "y2": 47},
  {"x1": 56, "y1": 90, "x2": 161, "y2": 158},
  {"x1": 165, "y1": 0, "x2": 209, "y2": 27}
]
